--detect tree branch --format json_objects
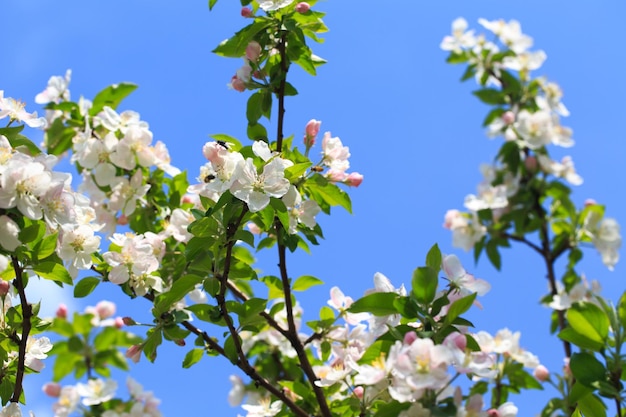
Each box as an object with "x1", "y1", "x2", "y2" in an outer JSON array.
[{"x1": 11, "y1": 256, "x2": 31, "y2": 404}]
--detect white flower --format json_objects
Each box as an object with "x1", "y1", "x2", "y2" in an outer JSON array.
[
  {"x1": 502, "y1": 50, "x2": 547, "y2": 73},
  {"x1": 0, "y1": 215, "x2": 21, "y2": 251},
  {"x1": 442, "y1": 254, "x2": 491, "y2": 296},
  {"x1": 443, "y1": 210, "x2": 486, "y2": 252},
  {"x1": 24, "y1": 336, "x2": 53, "y2": 372},
  {"x1": 281, "y1": 185, "x2": 320, "y2": 234},
  {"x1": 165, "y1": 208, "x2": 194, "y2": 242},
  {"x1": 58, "y1": 225, "x2": 101, "y2": 278},
  {"x1": 76, "y1": 379, "x2": 117, "y2": 406},
  {"x1": 478, "y1": 18, "x2": 532, "y2": 54},
  {"x1": 0, "y1": 255, "x2": 8, "y2": 273},
  {"x1": 258, "y1": 0, "x2": 293, "y2": 12},
  {"x1": 228, "y1": 375, "x2": 246, "y2": 406},
  {"x1": 515, "y1": 110, "x2": 553, "y2": 150},
  {"x1": 35, "y1": 70, "x2": 72, "y2": 104},
  {"x1": 108, "y1": 170, "x2": 151, "y2": 216},
  {"x1": 537, "y1": 155, "x2": 583, "y2": 185},
  {"x1": 231, "y1": 157, "x2": 291, "y2": 212},
  {"x1": 0, "y1": 91, "x2": 47, "y2": 129},
  {"x1": 52, "y1": 386, "x2": 80, "y2": 417},
  {"x1": 0, "y1": 158, "x2": 52, "y2": 219},
  {"x1": 440, "y1": 17, "x2": 476, "y2": 53},
  {"x1": 464, "y1": 184, "x2": 509, "y2": 212},
  {"x1": 593, "y1": 218, "x2": 621, "y2": 270},
  {"x1": 241, "y1": 399, "x2": 283, "y2": 417},
  {"x1": 0, "y1": 403, "x2": 22, "y2": 417}
]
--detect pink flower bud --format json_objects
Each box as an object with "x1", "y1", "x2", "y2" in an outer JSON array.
[
  {"x1": 241, "y1": 7, "x2": 253, "y2": 17},
  {"x1": 126, "y1": 344, "x2": 142, "y2": 363},
  {"x1": 122, "y1": 317, "x2": 137, "y2": 326},
  {"x1": 114, "y1": 317, "x2": 124, "y2": 328},
  {"x1": 117, "y1": 214, "x2": 129, "y2": 225},
  {"x1": 295, "y1": 2, "x2": 310, "y2": 13},
  {"x1": 563, "y1": 357, "x2": 572, "y2": 378},
  {"x1": 56, "y1": 303, "x2": 68, "y2": 319},
  {"x1": 524, "y1": 155, "x2": 537, "y2": 171},
  {"x1": 304, "y1": 119, "x2": 321, "y2": 148},
  {"x1": 344, "y1": 172, "x2": 363, "y2": 187},
  {"x1": 247, "y1": 222, "x2": 262, "y2": 235},
  {"x1": 403, "y1": 331, "x2": 418, "y2": 345},
  {"x1": 245, "y1": 41, "x2": 262, "y2": 62},
  {"x1": 353, "y1": 386, "x2": 364, "y2": 399},
  {"x1": 95, "y1": 300, "x2": 116, "y2": 319},
  {"x1": 42, "y1": 382, "x2": 62, "y2": 397},
  {"x1": 230, "y1": 75, "x2": 246, "y2": 92},
  {"x1": 584, "y1": 198, "x2": 598, "y2": 207},
  {"x1": 533, "y1": 364, "x2": 550, "y2": 382},
  {"x1": 487, "y1": 410, "x2": 500, "y2": 417},
  {"x1": 175, "y1": 339, "x2": 186, "y2": 347},
  {"x1": 445, "y1": 332, "x2": 467, "y2": 351},
  {"x1": 0, "y1": 280, "x2": 10, "y2": 297},
  {"x1": 501, "y1": 111, "x2": 515, "y2": 125}
]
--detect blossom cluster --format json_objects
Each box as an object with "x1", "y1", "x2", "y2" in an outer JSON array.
[
  {"x1": 0, "y1": 92, "x2": 103, "y2": 279},
  {"x1": 440, "y1": 18, "x2": 622, "y2": 270},
  {"x1": 37, "y1": 71, "x2": 180, "y2": 238},
  {"x1": 43, "y1": 377, "x2": 161, "y2": 417},
  {"x1": 228, "y1": 256, "x2": 538, "y2": 417},
  {"x1": 189, "y1": 120, "x2": 361, "y2": 234}
]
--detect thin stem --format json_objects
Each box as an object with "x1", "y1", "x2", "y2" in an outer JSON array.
[
  {"x1": 276, "y1": 225, "x2": 332, "y2": 417},
  {"x1": 225, "y1": 280, "x2": 290, "y2": 339},
  {"x1": 11, "y1": 255, "x2": 31, "y2": 404},
  {"x1": 275, "y1": 30, "x2": 288, "y2": 153},
  {"x1": 500, "y1": 232, "x2": 543, "y2": 255}
]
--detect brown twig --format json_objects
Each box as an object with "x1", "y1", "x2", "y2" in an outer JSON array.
[{"x1": 11, "y1": 256, "x2": 31, "y2": 404}]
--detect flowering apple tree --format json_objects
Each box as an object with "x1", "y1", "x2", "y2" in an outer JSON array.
[{"x1": 0, "y1": 1, "x2": 622, "y2": 417}]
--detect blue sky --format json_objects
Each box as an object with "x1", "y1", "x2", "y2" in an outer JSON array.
[{"x1": 2, "y1": 1, "x2": 626, "y2": 415}]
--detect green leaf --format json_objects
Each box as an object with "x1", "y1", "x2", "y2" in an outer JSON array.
[
  {"x1": 234, "y1": 230, "x2": 255, "y2": 247},
  {"x1": 567, "y1": 303, "x2": 609, "y2": 345},
  {"x1": 33, "y1": 262, "x2": 72, "y2": 285},
  {"x1": 443, "y1": 293, "x2": 477, "y2": 325},
  {"x1": 189, "y1": 217, "x2": 220, "y2": 238},
  {"x1": 143, "y1": 328, "x2": 162, "y2": 362},
  {"x1": 74, "y1": 277, "x2": 100, "y2": 298},
  {"x1": 19, "y1": 220, "x2": 46, "y2": 244},
  {"x1": 425, "y1": 243, "x2": 442, "y2": 271},
  {"x1": 372, "y1": 400, "x2": 410, "y2": 417},
  {"x1": 485, "y1": 239, "x2": 501, "y2": 270},
  {"x1": 358, "y1": 339, "x2": 394, "y2": 365},
  {"x1": 90, "y1": 83, "x2": 138, "y2": 115},
  {"x1": 285, "y1": 162, "x2": 312, "y2": 180},
  {"x1": 411, "y1": 266, "x2": 438, "y2": 305},
  {"x1": 558, "y1": 328, "x2": 603, "y2": 351},
  {"x1": 154, "y1": 274, "x2": 203, "y2": 315},
  {"x1": 617, "y1": 291, "x2": 626, "y2": 327},
  {"x1": 53, "y1": 352, "x2": 80, "y2": 381},
  {"x1": 34, "y1": 232, "x2": 58, "y2": 260},
  {"x1": 183, "y1": 348, "x2": 205, "y2": 368},
  {"x1": 577, "y1": 393, "x2": 607, "y2": 417},
  {"x1": 247, "y1": 122, "x2": 268, "y2": 141},
  {"x1": 293, "y1": 275, "x2": 324, "y2": 291},
  {"x1": 208, "y1": 0, "x2": 218, "y2": 10},
  {"x1": 213, "y1": 21, "x2": 272, "y2": 57},
  {"x1": 569, "y1": 352, "x2": 607, "y2": 388},
  {"x1": 305, "y1": 174, "x2": 352, "y2": 213},
  {"x1": 246, "y1": 91, "x2": 264, "y2": 124},
  {"x1": 349, "y1": 292, "x2": 399, "y2": 316},
  {"x1": 472, "y1": 88, "x2": 506, "y2": 105},
  {"x1": 208, "y1": 134, "x2": 243, "y2": 151},
  {"x1": 44, "y1": 118, "x2": 74, "y2": 156},
  {"x1": 446, "y1": 52, "x2": 469, "y2": 64}
]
